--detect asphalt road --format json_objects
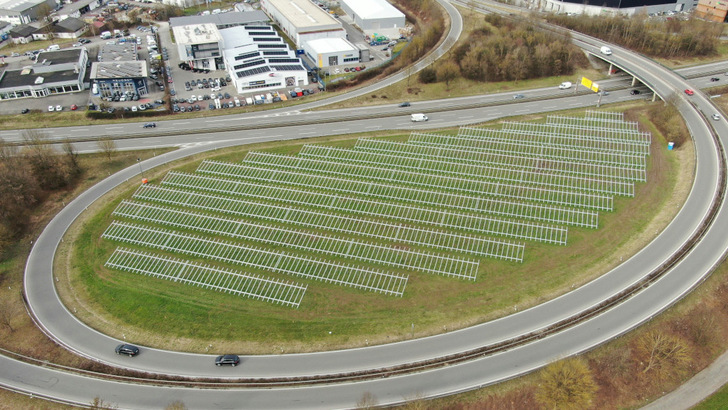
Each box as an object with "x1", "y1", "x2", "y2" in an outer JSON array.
[{"x1": 5, "y1": 6, "x2": 728, "y2": 410}]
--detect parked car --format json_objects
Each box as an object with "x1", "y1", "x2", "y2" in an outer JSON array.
[
  {"x1": 21, "y1": 108, "x2": 30, "y2": 114},
  {"x1": 70, "y1": 104, "x2": 78, "y2": 111},
  {"x1": 115, "y1": 344, "x2": 140, "y2": 357},
  {"x1": 55, "y1": 105, "x2": 62, "y2": 111},
  {"x1": 142, "y1": 122, "x2": 156, "y2": 128},
  {"x1": 215, "y1": 354, "x2": 240, "y2": 366}
]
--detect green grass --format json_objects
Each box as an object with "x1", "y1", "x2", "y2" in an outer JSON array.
[{"x1": 60, "y1": 104, "x2": 686, "y2": 355}]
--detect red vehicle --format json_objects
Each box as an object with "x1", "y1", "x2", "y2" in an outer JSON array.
[
  {"x1": 684, "y1": 89, "x2": 694, "y2": 96},
  {"x1": 70, "y1": 104, "x2": 78, "y2": 110}
]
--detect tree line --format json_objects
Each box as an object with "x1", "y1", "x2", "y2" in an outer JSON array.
[
  {"x1": 0, "y1": 132, "x2": 83, "y2": 258},
  {"x1": 546, "y1": 13, "x2": 722, "y2": 58},
  {"x1": 419, "y1": 14, "x2": 587, "y2": 85}
]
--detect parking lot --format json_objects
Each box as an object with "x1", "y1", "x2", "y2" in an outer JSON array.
[{"x1": 0, "y1": 9, "x2": 400, "y2": 117}]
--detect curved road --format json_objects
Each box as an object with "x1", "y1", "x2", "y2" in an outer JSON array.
[{"x1": 4, "y1": 6, "x2": 728, "y2": 410}]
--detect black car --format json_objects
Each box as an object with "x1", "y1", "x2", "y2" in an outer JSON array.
[
  {"x1": 215, "y1": 354, "x2": 240, "y2": 366},
  {"x1": 711, "y1": 77, "x2": 720, "y2": 82},
  {"x1": 143, "y1": 122, "x2": 156, "y2": 128},
  {"x1": 630, "y1": 89, "x2": 641, "y2": 95},
  {"x1": 399, "y1": 102, "x2": 411, "y2": 107},
  {"x1": 21, "y1": 108, "x2": 30, "y2": 114},
  {"x1": 115, "y1": 344, "x2": 140, "y2": 357}
]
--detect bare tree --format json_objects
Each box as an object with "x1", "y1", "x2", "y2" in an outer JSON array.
[
  {"x1": 536, "y1": 357, "x2": 597, "y2": 410},
  {"x1": 636, "y1": 330, "x2": 690, "y2": 379},
  {"x1": 22, "y1": 130, "x2": 69, "y2": 190},
  {"x1": 97, "y1": 138, "x2": 117, "y2": 161},
  {"x1": 436, "y1": 60, "x2": 460, "y2": 90},
  {"x1": 62, "y1": 138, "x2": 81, "y2": 176}
]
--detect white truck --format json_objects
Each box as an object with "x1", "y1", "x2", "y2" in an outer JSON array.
[
  {"x1": 600, "y1": 46, "x2": 612, "y2": 56},
  {"x1": 411, "y1": 113, "x2": 428, "y2": 122},
  {"x1": 558, "y1": 81, "x2": 572, "y2": 90}
]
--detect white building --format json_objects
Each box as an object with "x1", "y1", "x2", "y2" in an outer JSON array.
[
  {"x1": 260, "y1": 0, "x2": 345, "y2": 47},
  {"x1": 303, "y1": 37, "x2": 359, "y2": 68},
  {"x1": 220, "y1": 25, "x2": 308, "y2": 93},
  {"x1": 172, "y1": 23, "x2": 223, "y2": 70},
  {"x1": 535, "y1": 0, "x2": 697, "y2": 16},
  {"x1": 339, "y1": 0, "x2": 405, "y2": 38}
]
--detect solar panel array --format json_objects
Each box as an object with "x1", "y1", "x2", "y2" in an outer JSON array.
[{"x1": 101, "y1": 111, "x2": 649, "y2": 307}]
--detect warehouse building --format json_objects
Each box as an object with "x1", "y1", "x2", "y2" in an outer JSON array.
[
  {"x1": 303, "y1": 37, "x2": 360, "y2": 68},
  {"x1": 0, "y1": 48, "x2": 88, "y2": 100},
  {"x1": 259, "y1": 0, "x2": 345, "y2": 47},
  {"x1": 0, "y1": 0, "x2": 56, "y2": 26},
  {"x1": 338, "y1": 0, "x2": 405, "y2": 38},
  {"x1": 537, "y1": 0, "x2": 698, "y2": 16}
]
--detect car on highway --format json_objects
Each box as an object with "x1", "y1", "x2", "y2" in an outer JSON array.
[
  {"x1": 711, "y1": 77, "x2": 720, "y2": 82},
  {"x1": 215, "y1": 354, "x2": 240, "y2": 366},
  {"x1": 142, "y1": 123, "x2": 156, "y2": 128},
  {"x1": 685, "y1": 89, "x2": 694, "y2": 95},
  {"x1": 115, "y1": 344, "x2": 140, "y2": 357},
  {"x1": 712, "y1": 113, "x2": 721, "y2": 121},
  {"x1": 513, "y1": 94, "x2": 525, "y2": 99},
  {"x1": 630, "y1": 89, "x2": 641, "y2": 95},
  {"x1": 558, "y1": 81, "x2": 572, "y2": 90},
  {"x1": 399, "y1": 102, "x2": 411, "y2": 107}
]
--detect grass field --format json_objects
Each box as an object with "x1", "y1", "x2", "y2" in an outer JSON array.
[{"x1": 52, "y1": 102, "x2": 692, "y2": 355}]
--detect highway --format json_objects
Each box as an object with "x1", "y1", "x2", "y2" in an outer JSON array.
[{"x1": 4, "y1": 2, "x2": 728, "y2": 409}]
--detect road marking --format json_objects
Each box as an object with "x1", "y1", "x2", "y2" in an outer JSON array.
[
  {"x1": 365, "y1": 126, "x2": 380, "y2": 129},
  {"x1": 460, "y1": 116, "x2": 474, "y2": 119},
  {"x1": 176, "y1": 122, "x2": 190, "y2": 125},
  {"x1": 332, "y1": 129, "x2": 349, "y2": 132}
]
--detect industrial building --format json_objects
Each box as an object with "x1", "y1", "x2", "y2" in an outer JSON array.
[
  {"x1": 536, "y1": 0, "x2": 698, "y2": 16},
  {"x1": 303, "y1": 37, "x2": 360, "y2": 68},
  {"x1": 0, "y1": 0, "x2": 57, "y2": 26},
  {"x1": 0, "y1": 48, "x2": 88, "y2": 100},
  {"x1": 220, "y1": 25, "x2": 308, "y2": 93},
  {"x1": 259, "y1": 0, "x2": 345, "y2": 47},
  {"x1": 338, "y1": 0, "x2": 405, "y2": 38}
]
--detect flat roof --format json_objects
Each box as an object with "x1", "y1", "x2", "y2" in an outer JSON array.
[
  {"x1": 35, "y1": 49, "x2": 83, "y2": 65},
  {"x1": 306, "y1": 37, "x2": 356, "y2": 54},
  {"x1": 340, "y1": 0, "x2": 404, "y2": 20},
  {"x1": 90, "y1": 61, "x2": 147, "y2": 79},
  {"x1": 169, "y1": 10, "x2": 269, "y2": 28},
  {"x1": 0, "y1": 0, "x2": 46, "y2": 12},
  {"x1": 0, "y1": 66, "x2": 80, "y2": 88},
  {"x1": 172, "y1": 23, "x2": 222, "y2": 45},
  {"x1": 265, "y1": 0, "x2": 339, "y2": 29}
]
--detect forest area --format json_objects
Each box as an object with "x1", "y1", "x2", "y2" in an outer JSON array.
[
  {"x1": 419, "y1": 14, "x2": 588, "y2": 85},
  {"x1": 547, "y1": 13, "x2": 723, "y2": 58}
]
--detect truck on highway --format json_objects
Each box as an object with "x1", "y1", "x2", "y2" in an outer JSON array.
[{"x1": 411, "y1": 113, "x2": 428, "y2": 122}]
